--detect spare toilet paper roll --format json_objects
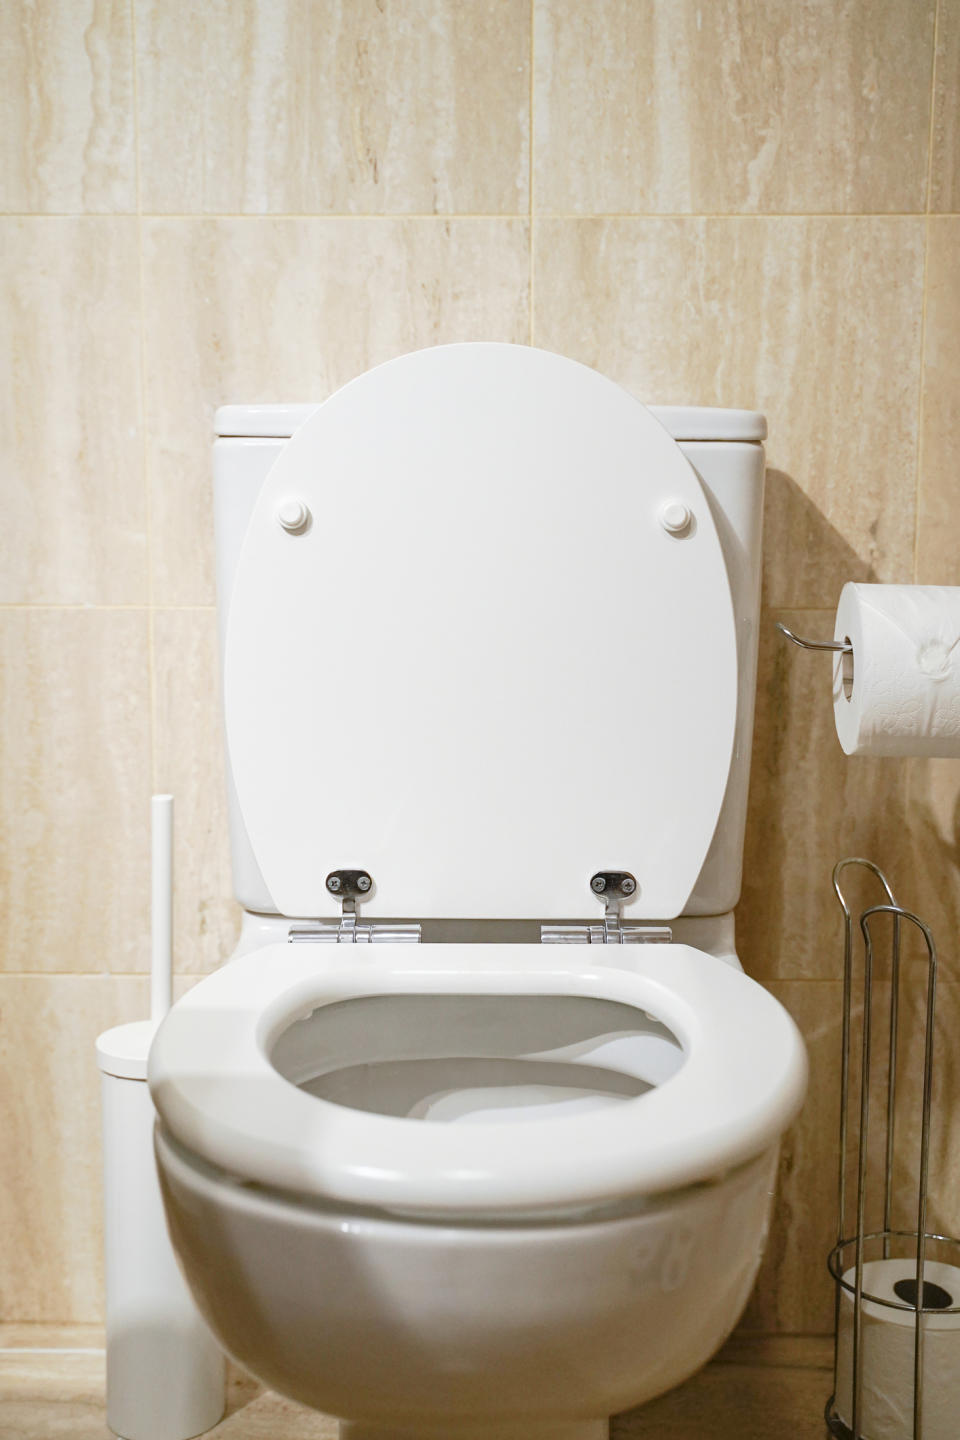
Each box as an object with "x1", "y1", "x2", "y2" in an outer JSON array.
[
  {"x1": 833, "y1": 584, "x2": 960, "y2": 757},
  {"x1": 836, "y1": 1257, "x2": 960, "y2": 1440}
]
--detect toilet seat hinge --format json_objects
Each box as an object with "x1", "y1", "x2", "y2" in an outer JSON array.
[
  {"x1": 541, "y1": 871, "x2": 673, "y2": 945},
  {"x1": 288, "y1": 869, "x2": 421, "y2": 945}
]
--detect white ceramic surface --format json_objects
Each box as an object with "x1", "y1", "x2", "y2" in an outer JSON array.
[
  {"x1": 224, "y1": 344, "x2": 738, "y2": 921},
  {"x1": 101, "y1": 1068, "x2": 224, "y2": 1440},
  {"x1": 155, "y1": 1125, "x2": 780, "y2": 1430},
  {"x1": 212, "y1": 401, "x2": 768, "y2": 443},
  {"x1": 212, "y1": 420, "x2": 765, "y2": 920},
  {"x1": 145, "y1": 345, "x2": 804, "y2": 1439},
  {"x1": 149, "y1": 942, "x2": 806, "y2": 1216}
]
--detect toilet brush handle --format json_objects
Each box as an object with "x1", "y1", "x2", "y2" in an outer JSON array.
[{"x1": 151, "y1": 794, "x2": 174, "y2": 1024}]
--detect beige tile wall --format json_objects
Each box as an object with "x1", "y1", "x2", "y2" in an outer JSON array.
[{"x1": 1, "y1": 0, "x2": 957, "y2": 1334}]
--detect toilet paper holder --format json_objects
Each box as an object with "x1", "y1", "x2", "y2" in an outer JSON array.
[
  {"x1": 776, "y1": 620, "x2": 852, "y2": 655},
  {"x1": 825, "y1": 858, "x2": 959, "y2": 1440}
]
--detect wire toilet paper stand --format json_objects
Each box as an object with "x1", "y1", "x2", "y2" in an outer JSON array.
[{"x1": 825, "y1": 858, "x2": 959, "y2": 1440}]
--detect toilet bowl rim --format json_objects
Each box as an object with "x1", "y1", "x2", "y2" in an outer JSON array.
[
  {"x1": 155, "y1": 1114, "x2": 779, "y2": 1229},
  {"x1": 148, "y1": 942, "x2": 808, "y2": 1216}
]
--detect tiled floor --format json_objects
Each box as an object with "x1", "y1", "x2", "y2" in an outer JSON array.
[{"x1": 0, "y1": 1330, "x2": 833, "y2": 1439}]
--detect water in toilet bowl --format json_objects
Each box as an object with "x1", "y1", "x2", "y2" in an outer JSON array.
[{"x1": 269, "y1": 992, "x2": 685, "y2": 1126}]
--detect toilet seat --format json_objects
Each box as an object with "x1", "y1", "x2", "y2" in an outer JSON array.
[{"x1": 149, "y1": 942, "x2": 807, "y2": 1217}]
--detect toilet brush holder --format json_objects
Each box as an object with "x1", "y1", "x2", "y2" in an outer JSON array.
[
  {"x1": 825, "y1": 858, "x2": 960, "y2": 1440},
  {"x1": 96, "y1": 797, "x2": 225, "y2": 1440}
]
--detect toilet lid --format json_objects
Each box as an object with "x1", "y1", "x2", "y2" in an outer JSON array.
[{"x1": 225, "y1": 344, "x2": 737, "y2": 920}]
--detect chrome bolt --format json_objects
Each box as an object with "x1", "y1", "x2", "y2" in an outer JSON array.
[{"x1": 356, "y1": 875, "x2": 371, "y2": 892}]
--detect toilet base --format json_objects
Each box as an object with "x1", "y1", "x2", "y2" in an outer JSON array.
[{"x1": 339, "y1": 1421, "x2": 609, "y2": 1440}]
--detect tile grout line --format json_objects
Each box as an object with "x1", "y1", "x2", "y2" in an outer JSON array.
[
  {"x1": 761, "y1": 606, "x2": 860, "y2": 615},
  {"x1": 904, "y1": 0, "x2": 942, "y2": 834},
  {"x1": 510, "y1": 211, "x2": 948, "y2": 221},
  {"x1": 6, "y1": 973, "x2": 931, "y2": 984},
  {"x1": 912, "y1": 0, "x2": 941, "y2": 590},
  {"x1": 127, "y1": 0, "x2": 158, "y2": 793},
  {"x1": 0, "y1": 605, "x2": 215, "y2": 612},
  {"x1": 0, "y1": 1347, "x2": 106, "y2": 1356},
  {"x1": 0, "y1": 604, "x2": 901, "y2": 622},
  {"x1": 528, "y1": 0, "x2": 535, "y2": 346},
  {"x1": 4, "y1": 211, "x2": 960, "y2": 221}
]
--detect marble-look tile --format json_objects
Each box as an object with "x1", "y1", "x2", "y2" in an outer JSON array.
[
  {"x1": 0, "y1": 610, "x2": 151, "y2": 974},
  {"x1": 740, "y1": 969, "x2": 960, "y2": 1337},
  {"x1": 210, "y1": 1390, "x2": 335, "y2": 1438},
  {"x1": 0, "y1": 1324, "x2": 103, "y2": 1348},
  {"x1": 716, "y1": 1333, "x2": 833, "y2": 1369},
  {"x1": 134, "y1": 0, "x2": 529, "y2": 215},
  {"x1": 0, "y1": 1348, "x2": 290, "y2": 1438},
  {"x1": 0, "y1": 219, "x2": 146, "y2": 604},
  {"x1": 534, "y1": 0, "x2": 935, "y2": 216},
  {"x1": 846, "y1": 967, "x2": 960, "y2": 1249},
  {"x1": 141, "y1": 217, "x2": 530, "y2": 604},
  {"x1": 790, "y1": 974, "x2": 960, "y2": 1310},
  {"x1": 152, "y1": 609, "x2": 241, "y2": 971},
  {"x1": 0, "y1": 1342, "x2": 330, "y2": 1438},
  {"x1": 613, "y1": 1355, "x2": 831, "y2": 1438},
  {"x1": 0, "y1": 1397, "x2": 109, "y2": 1438},
  {"x1": 0, "y1": 1335, "x2": 835, "y2": 1439},
  {"x1": 533, "y1": 217, "x2": 924, "y2": 610},
  {"x1": 931, "y1": 0, "x2": 960, "y2": 212},
  {"x1": 738, "y1": 610, "x2": 911, "y2": 981},
  {"x1": 739, "y1": 980, "x2": 842, "y2": 1336},
  {"x1": 0, "y1": 0, "x2": 135, "y2": 213},
  {"x1": 0, "y1": 1347, "x2": 105, "y2": 1402},
  {"x1": 916, "y1": 220, "x2": 960, "y2": 584},
  {"x1": 0, "y1": 976, "x2": 149, "y2": 1322},
  {"x1": 0, "y1": 1385, "x2": 109, "y2": 1439},
  {"x1": 866, "y1": 978, "x2": 960, "y2": 1249},
  {"x1": 899, "y1": 756, "x2": 960, "y2": 984}
]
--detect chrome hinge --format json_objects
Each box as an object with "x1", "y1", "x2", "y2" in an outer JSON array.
[
  {"x1": 541, "y1": 923, "x2": 672, "y2": 945},
  {"x1": 541, "y1": 871, "x2": 672, "y2": 946},
  {"x1": 288, "y1": 869, "x2": 421, "y2": 945}
]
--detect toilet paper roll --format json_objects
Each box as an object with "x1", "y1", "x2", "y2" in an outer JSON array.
[
  {"x1": 833, "y1": 584, "x2": 960, "y2": 757},
  {"x1": 836, "y1": 1257, "x2": 960, "y2": 1440}
]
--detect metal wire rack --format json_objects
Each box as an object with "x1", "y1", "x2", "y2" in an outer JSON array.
[{"x1": 825, "y1": 858, "x2": 959, "y2": 1440}]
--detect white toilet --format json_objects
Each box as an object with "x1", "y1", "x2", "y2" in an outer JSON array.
[{"x1": 149, "y1": 342, "x2": 807, "y2": 1440}]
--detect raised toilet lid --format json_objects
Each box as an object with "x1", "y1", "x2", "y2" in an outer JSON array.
[{"x1": 224, "y1": 343, "x2": 738, "y2": 920}]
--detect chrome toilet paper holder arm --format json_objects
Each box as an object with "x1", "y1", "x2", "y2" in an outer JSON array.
[
  {"x1": 825, "y1": 858, "x2": 957, "y2": 1440},
  {"x1": 775, "y1": 620, "x2": 852, "y2": 654}
]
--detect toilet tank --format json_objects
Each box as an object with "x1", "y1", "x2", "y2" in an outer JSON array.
[{"x1": 213, "y1": 398, "x2": 765, "y2": 920}]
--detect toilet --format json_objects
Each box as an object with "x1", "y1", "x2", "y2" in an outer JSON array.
[{"x1": 148, "y1": 342, "x2": 807, "y2": 1440}]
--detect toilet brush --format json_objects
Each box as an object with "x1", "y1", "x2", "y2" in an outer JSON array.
[{"x1": 95, "y1": 795, "x2": 225, "y2": 1440}]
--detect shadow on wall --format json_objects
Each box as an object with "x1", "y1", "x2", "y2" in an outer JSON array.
[
  {"x1": 736, "y1": 469, "x2": 960, "y2": 1332},
  {"x1": 742, "y1": 468, "x2": 888, "y2": 982},
  {"x1": 901, "y1": 757, "x2": 960, "y2": 955},
  {"x1": 741, "y1": 467, "x2": 960, "y2": 985},
  {"x1": 760, "y1": 467, "x2": 881, "y2": 610}
]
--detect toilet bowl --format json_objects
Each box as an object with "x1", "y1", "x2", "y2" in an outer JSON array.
[
  {"x1": 150, "y1": 942, "x2": 804, "y2": 1436},
  {"x1": 149, "y1": 343, "x2": 807, "y2": 1437}
]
